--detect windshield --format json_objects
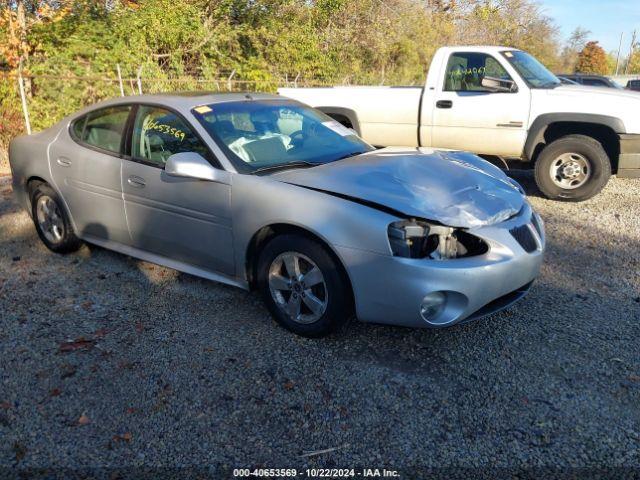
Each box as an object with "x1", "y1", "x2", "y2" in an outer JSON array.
[
  {"x1": 192, "y1": 99, "x2": 373, "y2": 173},
  {"x1": 501, "y1": 50, "x2": 560, "y2": 88}
]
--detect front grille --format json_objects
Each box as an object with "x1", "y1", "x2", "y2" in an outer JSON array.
[{"x1": 509, "y1": 223, "x2": 537, "y2": 253}]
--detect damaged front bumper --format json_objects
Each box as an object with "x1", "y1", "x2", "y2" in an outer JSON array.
[{"x1": 337, "y1": 203, "x2": 545, "y2": 328}]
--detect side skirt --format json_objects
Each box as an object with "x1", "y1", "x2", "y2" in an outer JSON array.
[{"x1": 81, "y1": 234, "x2": 249, "y2": 290}]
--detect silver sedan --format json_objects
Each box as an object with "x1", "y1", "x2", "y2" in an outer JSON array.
[{"x1": 9, "y1": 93, "x2": 545, "y2": 337}]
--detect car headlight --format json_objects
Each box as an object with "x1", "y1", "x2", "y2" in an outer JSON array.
[{"x1": 388, "y1": 219, "x2": 488, "y2": 259}]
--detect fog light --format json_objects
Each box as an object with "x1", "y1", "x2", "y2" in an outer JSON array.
[{"x1": 420, "y1": 292, "x2": 447, "y2": 321}]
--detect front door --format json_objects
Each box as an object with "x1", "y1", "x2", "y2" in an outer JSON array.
[
  {"x1": 430, "y1": 51, "x2": 530, "y2": 157},
  {"x1": 122, "y1": 105, "x2": 235, "y2": 275}
]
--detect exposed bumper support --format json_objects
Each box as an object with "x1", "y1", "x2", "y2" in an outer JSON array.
[{"x1": 618, "y1": 134, "x2": 640, "y2": 178}]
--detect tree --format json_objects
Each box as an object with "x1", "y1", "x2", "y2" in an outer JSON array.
[
  {"x1": 454, "y1": 0, "x2": 561, "y2": 70},
  {"x1": 627, "y1": 50, "x2": 640, "y2": 74},
  {"x1": 575, "y1": 41, "x2": 609, "y2": 74},
  {"x1": 558, "y1": 26, "x2": 590, "y2": 73}
]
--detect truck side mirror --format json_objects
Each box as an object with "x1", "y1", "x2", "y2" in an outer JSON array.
[{"x1": 481, "y1": 76, "x2": 517, "y2": 93}]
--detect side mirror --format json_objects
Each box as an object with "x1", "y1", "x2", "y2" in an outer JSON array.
[
  {"x1": 481, "y1": 76, "x2": 517, "y2": 93},
  {"x1": 165, "y1": 152, "x2": 225, "y2": 182}
]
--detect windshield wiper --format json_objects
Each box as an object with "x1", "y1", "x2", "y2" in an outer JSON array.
[
  {"x1": 253, "y1": 161, "x2": 318, "y2": 174},
  {"x1": 332, "y1": 151, "x2": 367, "y2": 162}
]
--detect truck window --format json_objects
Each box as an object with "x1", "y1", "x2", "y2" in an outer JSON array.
[
  {"x1": 581, "y1": 78, "x2": 608, "y2": 87},
  {"x1": 443, "y1": 52, "x2": 511, "y2": 92}
]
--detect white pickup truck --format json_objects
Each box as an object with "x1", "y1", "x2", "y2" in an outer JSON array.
[{"x1": 279, "y1": 46, "x2": 640, "y2": 201}]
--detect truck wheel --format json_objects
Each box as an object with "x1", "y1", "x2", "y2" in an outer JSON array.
[{"x1": 534, "y1": 134, "x2": 611, "y2": 201}]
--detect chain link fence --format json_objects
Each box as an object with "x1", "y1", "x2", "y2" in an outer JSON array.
[{"x1": 0, "y1": 68, "x2": 345, "y2": 148}]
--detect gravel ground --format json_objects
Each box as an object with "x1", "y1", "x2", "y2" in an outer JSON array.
[{"x1": 1, "y1": 165, "x2": 639, "y2": 477}]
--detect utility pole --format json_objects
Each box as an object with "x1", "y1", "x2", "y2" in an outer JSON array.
[
  {"x1": 615, "y1": 32, "x2": 623, "y2": 75},
  {"x1": 624, "y1": 30, "x2": 637, "y2": 75}
]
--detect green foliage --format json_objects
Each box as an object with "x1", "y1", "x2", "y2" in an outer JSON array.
[
  {"x1": 0, "y1": 0, "x2": 572, "y2": 136},
  {"x1": 0, "y1": 78, "x2": 24, "y2": 150},
  {"x1": 627, "y1": 50, "x2": 640, "y2": 74}
]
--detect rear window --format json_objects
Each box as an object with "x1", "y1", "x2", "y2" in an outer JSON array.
[
  {"x1": 72, "y1": 105, "x2": 131, "y2": 154},
  {"x1": 581, "y1": 78, "x2": 607, "y2": 87}
]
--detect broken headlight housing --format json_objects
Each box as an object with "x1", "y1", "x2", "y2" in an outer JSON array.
[{"x1": 388, "y1": 219, "x2": 488, "y2": 259}]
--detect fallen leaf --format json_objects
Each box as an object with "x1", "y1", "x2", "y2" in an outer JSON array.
[
  {"x1": 1, "y1": 401, "x2": 11, "y2": 410},
  {"x1": 78, "y1": 414, "x2": 90, "y2": 425},
  {"x1": 50, "y1": 388, "x2": 61, "y2": 397},
  {"x1": 628, "y1": 375, "x2": 640, "y2": 382},
  {"x1": 61, "y1": 366, "x2": 77, "y2": 379},
  {"x1": 284, "y1": 380, "x2": 295, "y2": 390},
  {"x1": 118, "y1": 361, "x2": 135, "y2": 370},
  {"x1": 135, "y1": 322, "x2": 144, "y2": 333},
  {"x1": 113, "y1": 432, "x2": 132, "y2": 442},
  {"x1": 93, "y1": 328, "x2": 109, "y2": 338},
  {"x1": 81, "y1": 301, "x2": 93, "y2": 311},
  {"x1": 13, "y1": 442, "x2": 26, "y2": 462},
  {"x1": 59, "y1": 338, "x2": 95, "y2": 353},
  {"x1": 126, "y1": 407, "x2": 136, "y2": 414}
]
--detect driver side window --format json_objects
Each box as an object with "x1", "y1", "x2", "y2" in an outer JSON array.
[
  {"x1": 131, "y1": 106, "x2": 209, "y2": 168},
  {"x1": 444, "y1": 52, "x2": 512, "y2": 92}
]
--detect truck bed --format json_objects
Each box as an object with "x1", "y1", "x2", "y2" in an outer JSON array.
[{"x1": 278, "y1": 86, "x2": 423, "y2": 147}]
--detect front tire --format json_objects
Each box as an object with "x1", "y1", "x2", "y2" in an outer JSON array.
[
  {"x1": 534, "y1": 134, "x2": 611, "y2": 201},
  {"x1": 257, "y1": 234, "x2": 352, "y2": 338},
  {"x1": 30, "y1": 183, "x2": 81, "y2": 253}
]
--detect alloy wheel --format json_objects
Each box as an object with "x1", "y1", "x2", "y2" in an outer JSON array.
[
  {"x1": 36, "y1": 196, "x2": 65, "y2": 244},
  {"x1": 268, "y1": 251, "x2": 328, "y2": 324}
]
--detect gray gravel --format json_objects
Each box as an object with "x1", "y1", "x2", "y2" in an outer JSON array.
[{"x1": 1, "y1": 167, "x2": 639, "y2": 475}]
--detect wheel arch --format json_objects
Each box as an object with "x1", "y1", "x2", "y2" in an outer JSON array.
[
  {"x1": 524, "y1": 113, "x2": 624, "y2": 172},
  {"x1": 315, "y1": 107, "x2": 362, "y2": 136},
  {"x1": 26, "y1": 176, "x2": 78, "y2": 231},
  {"x1": 244, "y1": 223, "x2": 355, "y2": 306},
  {"x1": 26, "y1": 176, "x2": 48, "y2": 194}
]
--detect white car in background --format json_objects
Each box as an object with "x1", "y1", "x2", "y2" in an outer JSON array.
[{"x1": 280, "y1": 46, "x2": 640, "y2": 201}]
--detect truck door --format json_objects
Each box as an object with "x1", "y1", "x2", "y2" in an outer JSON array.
[{"x1": 429, "y1": 51, "x2": 530, "y2": 157}]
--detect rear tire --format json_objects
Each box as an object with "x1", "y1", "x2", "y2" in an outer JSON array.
[
  {"x1": 30, "y1": 183, "x2": 81, "y2": 253},
  {"x1": 534, "y1": 134, "x2": 611, "y2": 201},
  {"x1": 257, "y1": 234, "x2": 351, "y2": 338}
]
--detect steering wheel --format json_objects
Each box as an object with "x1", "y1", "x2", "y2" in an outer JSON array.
[{"x1": 288, "y1": 130, "x2": 305, "y2": 148}]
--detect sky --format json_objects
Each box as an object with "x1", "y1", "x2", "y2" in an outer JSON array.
[{"x1": 540, "y1": 0, "x2": 640, "y2": 54}]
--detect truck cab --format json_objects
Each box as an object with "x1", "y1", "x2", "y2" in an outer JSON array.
[{"x1": 279, "y1": 46, "x2": 640, "y2": 201}]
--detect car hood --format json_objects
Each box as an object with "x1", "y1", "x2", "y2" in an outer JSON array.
[{"x1": 271, "y1": 147, "x2": 525, "y2": 228}]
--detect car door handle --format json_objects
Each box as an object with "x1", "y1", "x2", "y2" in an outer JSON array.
[
  {"x1": 127, "y1": 176, "x2": 146, "y2": 188},
  {"x1": 436, "y1": 100, "x2": 453, "y2": 109},
  {"x1": 56, "y1": 157, "x2": 72, "y2": 167}
]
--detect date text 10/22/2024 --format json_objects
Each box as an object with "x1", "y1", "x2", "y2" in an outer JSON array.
[{"x1": 232, "y1": 468, "x2": 401, "y2": 478}]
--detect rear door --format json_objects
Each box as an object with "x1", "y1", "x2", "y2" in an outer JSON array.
[
  {"x1": 430, "y1": 51, "x2": 530, "y2": 157},
  {"x1": 121, "y1": 104, "x2": 235, "y2": 275},
  {"x1": 49, "y1": 105, "x2": 131, "y2": 243}
]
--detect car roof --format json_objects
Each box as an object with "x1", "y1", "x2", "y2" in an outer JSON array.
[{"x1": 75, "y1": 92, "x2": 284, "y2": 116}]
